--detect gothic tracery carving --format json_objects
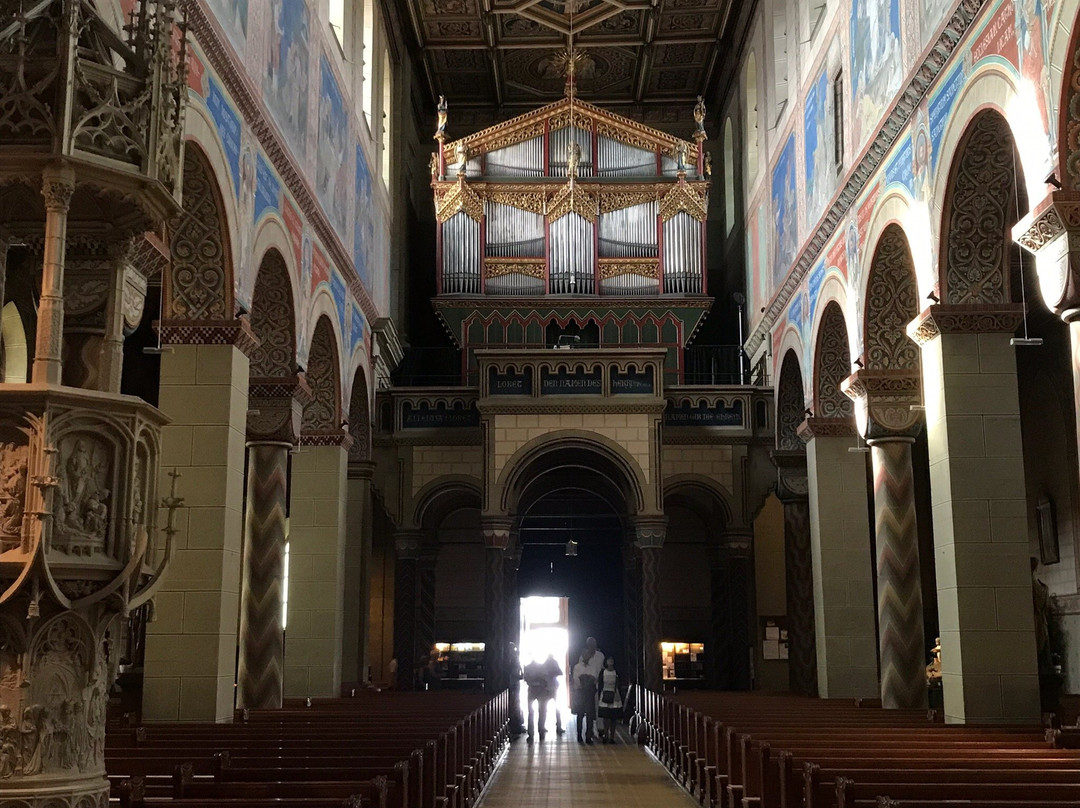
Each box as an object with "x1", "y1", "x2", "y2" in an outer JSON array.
[
  {"x1": 249, "y1": 252, "x2": 296, "y2": 379},
  {"x1": 302, "y1": 318, "x2": 340, "y2": 434},
  {"x1": 815, "y1": 303, "x2": 853, "y2": 421},
  {"x1": 167, "y1": 149, "x2": 232, "y2": 321},
  {"x1": 865, "y1": 225, "x2": 920, "y2": 371},
  {"x1": 943, "y1": 112, "x2": 1018, "y2": 305}
]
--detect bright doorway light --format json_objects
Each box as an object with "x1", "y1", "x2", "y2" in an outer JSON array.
[{"x1": 519, "y1": 596, "x2": 570, "y2": 731}]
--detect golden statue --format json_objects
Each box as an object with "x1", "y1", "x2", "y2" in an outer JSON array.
[
  {"x1": 693, "y1": 95, "x2": 707, "y2": 138},
  {"x1": 435, "y1": 95, "x2": 447, "y2": 140},
  {"x1": 566, "y1": 139, "x2": 581, "y2": 179}
]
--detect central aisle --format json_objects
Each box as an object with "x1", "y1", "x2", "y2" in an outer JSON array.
[{"x1": 478, "y1": 730, "x2": 700, "y2": 808}]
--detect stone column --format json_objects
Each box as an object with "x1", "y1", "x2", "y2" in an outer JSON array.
[
  {"x1": 720, "y1": 529, "x2": 755, "y2": 690},
  {"x1": 417, "y1": 546, "x2": 438, "y2": 669},
  {"x1": 393, "y1": 531, "x2": 423, "y2": 690},
  {"x1": 773, "y1": 450, "x2": 818, "y2": 697},
  {"x1": 98, "y1": 241, "x2": 145, "y2": 393},
  {"x1": 343, "y1": 461, "x2": 375, "y2": 686},
  {"x1": 34, "y1": 166, "x2": 75, "y2": 385},
  {"x1": 798, "y1": 418, "x2": 879, "y2": 699},
  {"x1": 622, "y1": 542, "x2": 642, "y2": 685},
  {"x1": 482, "y1": 518, "x2": 512, "y2": 694},
  {"x1": 707, "y1": 545, "x2": 732, "y2": 689},
  {"x1": 635, "y1": 518, "x2": 667, "y2": 691},
  {"x1": 236, "y1": 380, "x2": 306, "y2": 709},
  {"x1": 909, "y1": 305, "x2": 1040, "y2": 723},
  {"x1": 143, "y1": 320, "x2": 256, "y2": 721},
  {"x1": 843, "y1": 370, "x2": 927, "y2": 709},
  {"x1": 283, "y1": 436, "x2": 351, "y2": 698}
]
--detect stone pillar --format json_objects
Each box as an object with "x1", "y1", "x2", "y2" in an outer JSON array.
[
  {"x1": 236, "y1": 380, "x2": 306, "y2": 709},
  {"x1": 707, "y1": 545, "x2": 732, "y2": 689},
  {"x1": 34, "y1": 166, "x2": 75, "y2": 385},
  {"x1": 144, "y1": 320, "x2": 256, "y2": 721},
  {"x1": 97, "y1": 242, "x2": 144, "y2": 393},
  {"x1": 482, "y1": 518, "x2": 512, "y2": 694},
  {"x1": 773, "y1": 450, "x2": 818, "y2": 697},
  {"x1": 393, "y1": 531, "x2": 423, "y2": 690},
  {"x1": 798, "y1": 418, "x2": 880, "y2": 699},
  {"x1": 343, "y1": 461, "x2": 375, "y2": 686},
  {"x1": 283, "y1": 437, "x2": 351, "y2": 698},
  {"x1": 622, "y1": 542, "x2": 642, "y2": 684},
  {"x1": 720, "y1": 529, "x2": 755, "y2": 690},
  {"x1": 843, "y1": 369, "x2": 927, "y2": 709},
  {"x1": 635, "y1": 518, "x2": 667, "y2": 691},
  {"x1": 909, "y1": 305, "x2": 1040, "y2": 723}
]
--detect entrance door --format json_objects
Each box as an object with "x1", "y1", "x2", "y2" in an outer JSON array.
[{"x1": 519, "y1": 596, "x2": 570, "y2": 727}]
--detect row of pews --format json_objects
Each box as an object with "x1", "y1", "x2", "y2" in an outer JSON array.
[
  {"x1": 636, "y1": 688, "x2": 1080, "y2": 808},
  {"x1": 107, "y1": 690, "x2": 510, "y2": 808}
]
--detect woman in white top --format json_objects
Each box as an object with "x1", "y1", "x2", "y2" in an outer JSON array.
[{"x1": 596, "y1": 656, "x2": 623, "y2": 743}]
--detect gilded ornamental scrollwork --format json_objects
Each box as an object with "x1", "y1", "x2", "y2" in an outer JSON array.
[
  {"x1": 547, "y1": 182, "x2": 597, "y2": 223},
  {"x1": 598, "y1": 259, "x2": 659, "y2": 280},
  {"x1": 659, "y1": 179, "x2": 707, "y2": 223},
  {"x1": 435, "y1": 175, "x2": 484, "y2": 223},
  {"x1": 485, "y1": 259, "x2": 546, "y2": 280}
]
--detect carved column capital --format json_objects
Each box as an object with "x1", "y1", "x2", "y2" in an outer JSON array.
[
  {"x1": 1013, "y1": 190, "x2": 1080, "y2": 320},
  {"x1": 41, "y1": 165, "x2": 76, "y2": 212},
  {"x1": 633, "y1": 516, "x2": 667, "y2": 549},
  {"x1": 841, "y1": 369, "x2": 923, "y2": 443},
  {"x1": 247, "y1": 375, "x2": 312, "y2": 444},
  {"x1": 771, "y1": 449, "x2": 808, "y2": 502},
  {"x1": 797, "y1": 416, "x2": 857, "y2": 440},
  {"x1": 480, "y1": 516, "x2": 514, "y2": 551},
  {"x1": 906, "y1": 303, "x2": 1025, "y2": 345},
  {"x1": 394, "y1": 531, "x2": 426, "y2": 560}
]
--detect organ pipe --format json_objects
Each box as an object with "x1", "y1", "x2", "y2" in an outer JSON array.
[
  {"x1": 484, "y1": 200, "x2": 545, "y2": 257},
  {"x1": 486, "y1": 136, "x2": 545, "y2": 177},
  {"x1": 549, "y1": 126, "x2": 593, "y2": 176},
  {"x1": 441, "y1": 212, "x2": 481, "y2": 294},
  {"x1": 597, "y1": 137, "x2": 656, "y2": 177},
  {"x1": 549, "y1": 213, "x2": 595, "y2": 294},
  {"x1": 662, "y1": 212, "x2": 703, "y2": 294},
  {"x1": 598, "y1": 201, "x2": 659, "y2": 258}
]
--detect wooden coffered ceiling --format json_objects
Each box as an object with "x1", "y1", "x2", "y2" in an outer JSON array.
[{"x1": 399, "y1": 0, "x2": 740, "y2": 135}]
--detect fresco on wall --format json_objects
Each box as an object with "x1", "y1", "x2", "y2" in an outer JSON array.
[
  {"x1": 804, "y1": 69, "x2": 835, "y2": 228},
  {"x1": 921, "y1": 0, "x2": 954, "y2": 43},
  {"x1": 264, "y1": 0, "x2": 310, "y2": 154},
  {"x1": 237, "y1": 134, "x2": 258, "y2": 305},
  {"x1": 772, "y1": 133, "x2": 799, "y2": 290},
  {"x1": 207, "y1": 0, "x2": 248, "y2": 51},
  {"x1": 354, "y1": 143, "x2": 375, "y2": 292},
  {"x1": 1017, "y1": 0, "x2": 1053, "y2": 149},
  {"x1": 317, "y1": 57, "x2": 351, "y2": 239},
  {"x1": 850, "y1": 0, "x2": 903, "y2": 145}
]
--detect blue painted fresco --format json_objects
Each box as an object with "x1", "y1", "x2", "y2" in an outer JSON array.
[
  {"x1": 206, "y1": 0, "x2": 248, "y2": 51},
  {"x1": 851, "y1": 0, "x2": 903, "y2": 144},
  {"x1": 263, "y1": 0, "x2": 309, "y2": 153},
  {"x1": 928, "y1": 62, "x2": 964, "y2": 170},
  {"x1": 772, "y1": 134, "x2": 799, "y2": 289},
  {"x1": 349, "y1": 302, "x2": 366, "y2": 356},
  {"x1": 254, "y1": 153, "x2": 281, "y2": 222},
  {"x1": 317, "y1": 57, "x2": 351, "y2": 238},
  {"x1": 206, "y1": 77, "x2": 241, "y2": 197},
  {"x1": 804, "y1": 69, "x2": 833, "y2": 227},
  {"x1": 807, "y1": 260, "x2": 826, "y2": 325},
  {"x1": 884, "y1": 130, "x2": 915, "y2": 196},
  {"x1": 354, "y1": 143, "x2": 375, "y2": 291},
  {"x1": 330, "y1": 268, "x2": 348, "y2": 335}
]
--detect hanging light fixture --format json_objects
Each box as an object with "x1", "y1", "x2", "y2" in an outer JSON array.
[{"x1": 565, "y1": 538, "x2": 579, "y2": 557}]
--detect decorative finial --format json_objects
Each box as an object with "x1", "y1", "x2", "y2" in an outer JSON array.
[
  {"x1": 435, "y1": 95, "x2": 447, "y2": 141},
  {"x1": 693, "y1": 96, "x2": 707, "y2": 140}
]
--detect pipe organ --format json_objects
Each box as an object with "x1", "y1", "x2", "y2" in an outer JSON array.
[{"x1": 433, "y1": 96, "x2": 709, "y2": 300}]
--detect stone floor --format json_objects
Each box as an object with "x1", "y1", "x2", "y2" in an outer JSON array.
[{"x1": 477, "y1": 721, "x2": 699, "y2": 808}]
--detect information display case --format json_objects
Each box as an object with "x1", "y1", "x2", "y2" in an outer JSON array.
[
  {"x1": 661, "y1": 641, "x2": 706, "y2": 682},
  {"x1": 434, "y1": 641, "x2": 486, "y2": 689}
]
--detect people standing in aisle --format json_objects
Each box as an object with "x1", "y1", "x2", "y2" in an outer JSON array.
[
  {"x1": 523, "y1": 657, "x2": 549, "y2": 743},
  {"x1": 540, "y1": 653, "x2": 566, "y2": 736},
  {"x1": 596, "y1": 656, "x2": 623, "y2": 743},
  {"x1": 508, "y1": 642, "x2": 526, "y2": 739},
  {"x1": 572, "y1": 637, "x2": 604, "y2": 744}
]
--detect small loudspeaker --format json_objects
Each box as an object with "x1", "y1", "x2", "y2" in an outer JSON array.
[{"x1": 1011, "y1": 337, "x2": 1044, "y2": 347}]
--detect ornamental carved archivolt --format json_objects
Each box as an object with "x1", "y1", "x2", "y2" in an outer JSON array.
[
  {"x1": 776, "y1": 353, "x2": 805, "y2": 452},
  {"x1": 167, "y1": 149, "x2": 232, "y2": 321},
  {"x1": 249, "y1": 252, "x2": 296, "y2": 379},
  {"x1": 943, "y1": 112, "x2": 1016, "y2": 305},
  {"x1": 302, "y1": 319, "x2": 341, "y2": 434},
  {"x1": 865, "y1": 225, "x2": 920, "y2": 371},
  {"x1": 815, "y1": 302, "x2": 854, "y2": 421}
]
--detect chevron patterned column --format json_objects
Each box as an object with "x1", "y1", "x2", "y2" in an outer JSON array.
[
  {"x1": 482, "y1": 518, "x2": 512, "y2": 694},
  {"x1": 635, "y1": 518, "x2": 666, "y2": 691},
  {"x1": 722, "y1": 530, "x2": 755, "y2": 690},
  {"x1": 393, "y1": 533, "x2": 422, "y2": 690},
  {"x1": 869, "y1": 437, "x2": 926, "y2": 709},
  {"x1": 622, "y1": 543, "x2": 642, "y2": 685},
  {"x1": 417, "y1": 549, "x2": 438, "y2": 669},
  {"x1": 708, "y1": 546, "x2": 732, "y2": 689},
  {"x1": 237, "y1": 442, "x2": 290, "y2": 709}
]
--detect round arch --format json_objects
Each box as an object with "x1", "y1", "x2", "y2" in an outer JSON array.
[
  {"x1": 248, "y1": 249, "x2": 297, "y2": 380},
  {"x1": 776, "y1": 349, "x2": 805, "y2": 450},
  {"x1": 347, "y1": 365, "x2": 372, "y2": 463},
  {"x1": 813, "y1": 300, "x2": 854, "y2": 420},
  {"x1": 862, "y1": 223, "x2": 921, "y2": 371},
  {"x1": 250, "y1": 215, "x2": 302, "y2": 335},
  {"x1": 302, "y1": 316, "x2": 342, "y2": 434},
  {"x1": 413, "y1": 477, "x2": 483, "y2": 532},
  {"x1": 663, "y1": 475, "x2": 735, "y2": 529}
]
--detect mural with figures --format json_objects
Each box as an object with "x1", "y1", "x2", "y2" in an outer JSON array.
[
  {"x1": 804, "y1": 68, "x2": 835, "y2": 229},
  {"x1": 850, "y1": 0, "x2": 903, "y2": 145},
  {"x1": 317, "y1": 56, "x2": 352, "y2": 239},
  {"x1": 264, "y1": 0, "x2": 310, "y2": 154},
  {"x1": 772, "y1": 134, "x2": 799, "y2": 291}
]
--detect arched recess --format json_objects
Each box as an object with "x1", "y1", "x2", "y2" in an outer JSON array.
[
  {"x1": 745, "y1": 53, "x2": 760, "y2": 183},
  {"x1": 939, "y1": 110, "x2": 1025, "y2": 304},
  {"x1": 776, "y1": 350, "x2": 805, "y2": 450},
  {"x1": 724, "y1": 117, "x2": 736, "y2": 233},
  {"x1": 863, "y1": 224, "x2": 920, "y2": 371},
  {"x1": 167, "y1": 144, "x2": 235, "y2": 321},
  {"x1": 814, "y1": 301, "x2": 853, "y2": 419},
  {"x1": 302, "y1": 316, "x2": 341, "y2": 434},
  {"x1": 249, "y1": 249, "x2": 296, "y2": 379},
  {"x1": 2, "y1": 301, "x2": 27, "y2": 384},
  {"x1": 347, "y1": 366, "x2": 372, "y2": 464}
]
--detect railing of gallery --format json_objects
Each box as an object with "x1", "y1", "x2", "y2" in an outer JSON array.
[{"x1": 391, "y1": 346, "x2": 758, "y2": 388}]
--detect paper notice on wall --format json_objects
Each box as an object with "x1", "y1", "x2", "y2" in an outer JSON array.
[
  {"x1": 765, "y1": 626, "x2": 780, "y2": 641},
  {"x1": 763, "y1": 640, "x2": 781, "y2": 660},
  {"x1": 779, "y1": 643, "x2": 789, "y2": 660}
]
